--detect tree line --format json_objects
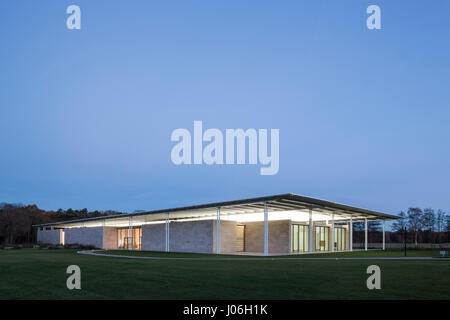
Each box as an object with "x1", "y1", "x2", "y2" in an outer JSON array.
[
  {"x1": 391, "y1": 208, "x2": 449, "y2": 244},
  {"x1": 352, "y1": 207, "x2": 450, "y2": 245},
  {"x1": 0, "y1": 203, "x2": 122, "y2": 245}
]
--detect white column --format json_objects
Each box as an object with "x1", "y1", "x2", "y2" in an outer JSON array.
[
  {"x1": 309, "y1": 208, "x2": 313, "y2": 253},
  {"x1": 364, "y1": 218, "x2": 368, "y2": 251},
  {"x1": 349, "y1": 216, "x2": 353, "y2": 252},
  {"x1": 216, "y1": 207, "x2": 221, "y2": 254},
  {"x1": 264, "y1": 202, "x2": 268, "y2": 256},
  {"x1": 331, "y1": 213, "x2": 335, "y2": 252},
  {"x1": 382, "y1": 220, "x2": 385, "y2": 250},
  {"x1": 165, "y1": 213, "x2": 170, "y2": 252}
]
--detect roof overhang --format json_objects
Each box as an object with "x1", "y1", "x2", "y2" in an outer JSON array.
[{"x1": 33, "y1": 193, "x2": 399, "y2": 228}]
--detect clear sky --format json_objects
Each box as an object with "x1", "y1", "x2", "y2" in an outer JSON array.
[{"x1": 0, "y1": 1, "x2": 449, "y2": 218}]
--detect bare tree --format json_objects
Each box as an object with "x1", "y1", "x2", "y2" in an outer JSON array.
[
  {"x1": 392, "y1": 211, "x2": 407, "y2": 232},
  {"x1": 407, "y1": 207, "x2": 424, "y2": 245},
  {"x1": 435, "y1": 209, "x2": 446, "y2": 244},
  {"x1": 447, "y1": 214, "x2": 450, "y2": 235},
  {"x1": 422, "y1": 208, "x2": 436, "y2": 243},
  {"x1": 422, "y1": 208, "x2": 436, "y2": 232}
]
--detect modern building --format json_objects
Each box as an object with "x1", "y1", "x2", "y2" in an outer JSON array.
[{"x1": 34, "y1": 193, "x2": 398, "y2": 255}]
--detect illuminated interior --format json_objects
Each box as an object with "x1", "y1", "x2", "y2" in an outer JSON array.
[
  {"x1": 118, "y1": 227, "x2": 142, "y2": 250},
  {"x1": 35, "y1": 194, "x2": 397, "y2": 254}
]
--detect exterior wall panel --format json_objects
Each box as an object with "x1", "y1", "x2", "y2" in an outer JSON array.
[
  {"x1": 244, "y1": 220, "x2": 290, "y2": 254},
  {"x1": 103, "y1": 227, "x2": 118, "y2": 250},
  {"x1": 142, "y1": 223, "x2": 166, "y2": 251},
  {"x1": 213, "y1": 220, "x2": 237, "y2": 253},
  {"x1": 37, "y1": 229, "x2": 61, "y2": 245},
  {"x1": 65, "y1": 227, "x2": 103, "y2": 248},
  {"x1": 169, "y1": 220, "x2": 214, "y2": 253}
]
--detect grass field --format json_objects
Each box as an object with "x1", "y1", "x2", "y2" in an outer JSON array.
[
  {"x1": 100, "y1": 249, "x2": 447, "y2": 258},
  {"x1": 0, "y1": 249, "x2": 449, "y2": 299}
]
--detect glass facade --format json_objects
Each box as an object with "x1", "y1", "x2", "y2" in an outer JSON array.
[
  {"x1": 291, "y1": 224, "x2": 309, "y2": 253},
  {"x1": 315, "y1": 226, "x2": 329, "y2": 251},
  {"x1": 334, "y1": 227, "x2": 346, "y2": 251},
  {"x1": 117, "y1": 227, "x2": 142, "y2": 250}
]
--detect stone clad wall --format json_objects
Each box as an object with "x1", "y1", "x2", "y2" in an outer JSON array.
[
  {"x1": 213, "y1": 220, "x2": 237, "y2": 253},
  {"x1": 168, "y1": 220, "x2": 214, "y2": 253},
  {"x1": 103, "y1": 227, "x2": 118, "y2": 250},
  {"x1": 37, "y1": 229, "x2": 61, "y2": 245},
  {"x1": 36, "y1": 218, "x2": 307, "y2": 254},
  {"x1": 244, "y1": 220, "x2": 290, "y2": 254},
  {"x1": 142, "y1": 223, "x2": 165, "y2": 251},
  {"x1": 65, "y1": 227, "x2": 103, "y2": 248}
]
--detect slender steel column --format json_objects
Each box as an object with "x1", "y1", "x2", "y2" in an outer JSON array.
[
  {"x1": 216, "y1": 207, "x2": 221, "y2": 254},
  {"x1": 349, "y1": 216, "x2": 353, "y2": 252},
  {"x1": 264, "y1": 202, "x2": 268, "y2": 256},
  {"x1": 364, "y1": 218, "x2": 368, "y2": 251},
  {"x1": 129, "y1": 216, "x2": 133, "y2": 250},
  {"x1": 382, "y1": 220, "x2": 386, "y2": 250},
  {"x1": 165, "y1": 213, "x2": 170, "y2": 252},
  {"x1": 309, "y1": 208, "x2": 313, "y2": 253},
  {"x1": 331, "y1": 213, "x2": 335, "y2": 252}
]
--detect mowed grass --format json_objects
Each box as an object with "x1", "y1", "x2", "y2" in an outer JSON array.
[
  {"x1": 0, "y1": 249, "x2": 449, "y2": 300},
  {"x1": 101, "y1": 249, "x2": 446, "y2": 258}
]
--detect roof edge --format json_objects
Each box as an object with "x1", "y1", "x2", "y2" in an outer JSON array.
[{"x1": 33, "y1": 193, "x2": 399, "y2": 227}]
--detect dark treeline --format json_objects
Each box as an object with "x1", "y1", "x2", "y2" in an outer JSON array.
[
  {"x1": 352, "y1": 207, "x2": 450, "y2": 246},
  {"x1": 0, "y1": 203, "x2": 123, "y2": 245}
]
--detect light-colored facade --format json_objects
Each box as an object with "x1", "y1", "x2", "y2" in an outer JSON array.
[{"x1": 35, "y1": 194, "x2": 398, "y2": 255}]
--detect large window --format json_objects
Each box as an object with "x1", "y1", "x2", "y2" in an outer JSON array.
[
  {"x1": 291, "y1": 224, "x2": 309, "y2": 253},
  {"x1": 335, "y1": 227, "x2": 346, "y2": 251},
  {"x1": 315, "y1": 226, "x2": 329, "y2": 251},
  {"x1": 118, "y1": 227, "x2": 142, "y2": 250}
]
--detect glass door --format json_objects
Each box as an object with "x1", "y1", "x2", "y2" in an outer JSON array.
[
  {"x1": 315, "y1": 226, "x2": 330, "y2": 251},
  {"x1": 117, "y1": 228, "x2": 129, "y2": 249},
  {"x1": 335, "y1": 227, "x2": 346, "y2": 251},
  {"x1": 291, "y1": 224, "x2": 309, "y2": 253},
  {"x1": 118, "y1": 227, "x2": 142, "y2": 250},
  {"x1": 133, "y1": 227, "x2": 142, "y2": 250}
]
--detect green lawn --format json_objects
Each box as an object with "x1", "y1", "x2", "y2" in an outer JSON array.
[
  {"x1": 100, "y1": 249, "x2": 446, "y2": 258},
  {"x1": 0, "y1": 249, "x2": 449, "y2": 299}
]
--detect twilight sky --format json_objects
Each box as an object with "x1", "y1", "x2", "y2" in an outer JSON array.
[{"x1": 0, "y1": 0, "x2": 449, "y2": 217}]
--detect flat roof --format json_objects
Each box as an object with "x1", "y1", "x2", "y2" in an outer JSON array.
[{"x1": 33, "y1": 193, "x2": 399, "y2": 228}]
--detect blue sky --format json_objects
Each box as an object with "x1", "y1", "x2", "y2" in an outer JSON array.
[{"x1": 0, "y1": 1, "x2": 449, "y2": 218}]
